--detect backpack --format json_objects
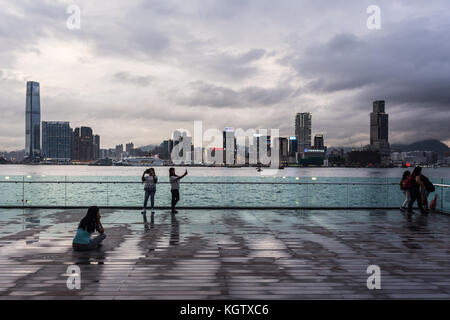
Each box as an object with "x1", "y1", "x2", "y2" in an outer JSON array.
[
  {"x1": 421, "y1": 175, "x2": 435, "y2": 193},
  {"x1": 403, "y1": 176, "x2": 414, "y2": 190}
]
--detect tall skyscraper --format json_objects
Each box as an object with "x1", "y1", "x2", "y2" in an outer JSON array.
[
  {"x1": 370, "y1": 100, "x2": 390, "y2": 156},
  {"x1": 25, "y1": 81, "x2": 41, "y2": 158},
  {"x1": 93, "y1": 135, "x2": 100, "y2": 160},
  {"x1": 223, "y1": 127, "x2": 236, "y2": 165},
  {"x1": 42, "y1": 121, "x2": 72, "y2": 160},
  {"x1": 295, "y1": 113, "x2": 312, "y2": 153}
]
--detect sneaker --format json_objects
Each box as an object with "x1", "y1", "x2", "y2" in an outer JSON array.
[{"x1": 141, "y1": 210, "x2": 146, "y2": 215}]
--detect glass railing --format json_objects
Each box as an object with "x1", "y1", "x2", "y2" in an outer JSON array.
[{"x1": 0, "y1": 176, "x2": 449, "y2": 213}]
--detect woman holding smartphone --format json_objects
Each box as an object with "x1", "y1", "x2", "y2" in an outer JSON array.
[{"x1": 142, "y1": 168, "x2": 158, "y2": 214}]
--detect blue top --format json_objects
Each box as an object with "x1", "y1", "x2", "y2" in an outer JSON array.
[{"x1": 73, "y1": 228, "x2": 92, "y2": 245}]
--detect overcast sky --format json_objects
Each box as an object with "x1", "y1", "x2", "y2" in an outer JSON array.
[{"x1": 0, "y1": 0, "x2": 449, "y2": 151}]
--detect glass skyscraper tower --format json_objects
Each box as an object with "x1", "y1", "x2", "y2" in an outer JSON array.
[
  {"x1": 25, "y1": 81, "x2": 41, "y2": 157},
  {"x1": 295, "y1": 112, "x2": 312, "y2": 153}
]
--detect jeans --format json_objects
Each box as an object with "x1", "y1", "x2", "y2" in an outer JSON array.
[
  {"x1": 143, "y1": 189, "x2": 156, "y2": 210},
  {"x1": 408, "y1": 188, "x2": 423, "y2": 213},
  {"x1": 171, "y1": 189, "x2": 180, "y2": 210},
  {"x1": 401, "y1": 190, "x2": 411, "y2": 208},
  {"x1": 73, "y1": 233, "x2": 107, "y2": 251}
]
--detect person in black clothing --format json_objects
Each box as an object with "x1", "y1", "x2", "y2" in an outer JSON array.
[
  {"x1": 420, "y1": 174, "x2": 435, "y2": 214},
  {"x1": 407, "y1": 166, "x2": 425, "y2": 214},
  {"x1": 400, "y1": 170, "x2": 411, "y2": 210}
]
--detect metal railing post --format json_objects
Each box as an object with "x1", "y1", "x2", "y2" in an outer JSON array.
[
  {"x1": 22, "y1": 176, "x2": 25, "y2": 207},
  {"x1": 306, "y1": 183, "x2": 309, "y2": 207},
  {"x1": 64, "y1": 176, "x2": 67, "y2": 207},
  {"x1": 385, "y1": 177, "x2": 388, "y2": 208},
  {"x1": 106, "y1": 176, "x2": 109, "y2": 207},
  {"x1": 347, "y1": 182, "x2": 349, "y2": 208}
]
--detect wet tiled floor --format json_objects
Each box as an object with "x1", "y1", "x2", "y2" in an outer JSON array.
[{"x1": 0, "y1": 208, "x2": 449, "y2": 299}]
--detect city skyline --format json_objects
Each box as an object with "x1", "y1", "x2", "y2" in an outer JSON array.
[{"x1": 1, "y1": 1, "x2": 449, "y2": 151}]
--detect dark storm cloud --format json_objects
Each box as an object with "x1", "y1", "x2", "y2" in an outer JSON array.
[
  {"x1": 175, "y1": 81, "x2": 294, "y2": 108},
  {"x1": 1, "y1": 0, "x2": 450, "y2": 149},
  {"x1": 287, "y1": 17, "x2": 450, "y2": 110},
  {"x1": 191, "y1": 49, "x2": 267, "y2": 80},
  {"x1": 282, "y1": 15, "x2": 450, "y2": 143}
]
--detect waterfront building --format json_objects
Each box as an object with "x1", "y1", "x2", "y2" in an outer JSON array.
[
  {"x1": 25, "y1": 81, "x2": 41, "y2": 158},
  {"x1": 295, "y1": 113, "x2": 312, "y2": 155},
  {"x1": 314, "y1": 134, "x2": 325, "y2": 150},
  {"x1": 298, "y1": 149, "x2": 325, "y2": 166},
  {"x1": 72, "y1": 126, "x2": 96, "y2": 161},
  {"x1": 42, "y1": 121, "x2": 72, "y2": 161},
  {"x1": 223, "y1": 127, "x2": 237, "y2": 165},
  {"x1": 115, "y1": 144, "x2": 124, "y2": 159},
  {"x1": 370, "y1": 100, "x2": 390, "y2": 157},
  {"x1": 93, "y1": 135, "x2": 100, "y2": 160},
  {"x1": 126, "y1": 142, "x2": 134, "y2": 155}
]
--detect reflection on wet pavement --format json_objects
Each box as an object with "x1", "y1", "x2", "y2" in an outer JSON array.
[{"x1": 0, "y1": 208, "x2": 449, "y2": 299}]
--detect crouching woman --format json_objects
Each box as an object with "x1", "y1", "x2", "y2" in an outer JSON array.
[{"x1": 72, "y1": 206, "x2": 106, "y2": 251}]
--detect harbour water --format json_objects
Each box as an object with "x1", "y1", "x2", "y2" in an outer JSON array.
[{"x1": 0, "y1": 165, "x2": 449, "y2": 211}]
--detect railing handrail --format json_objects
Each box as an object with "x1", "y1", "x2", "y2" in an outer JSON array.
[{"x1": 0, "y1": 180, "x2": 449, "y2": 187}]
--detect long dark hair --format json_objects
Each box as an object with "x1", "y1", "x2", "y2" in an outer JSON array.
[
  {"x1": 412, "y1": 166, "x2": 422, "y2": 178},
  {"x1": 402, "y1": 170, "x2": 410, "y2": 180},
  {"x1": 169, "y1": 167, "x2": 175, "y2": 176},
  {"x1": 78, "y1": 206, "x2": 99, "y2": 233},
  {"x1": 142, "y1": 168, "x2": 157, "y2": 183}
]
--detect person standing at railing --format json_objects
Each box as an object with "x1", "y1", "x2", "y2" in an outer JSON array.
[
  {"x1": 141, "y1": 168, "x2": 158, "y2": 215},
  {"x1": 419, "y1": 174, "x2": 435, "y2": 214},
  {"x1": 72, "y1": 206, "x2": 106, "y2": 251},
  {"x1": 405, "y1": 166, "x2": 426, "y2": 214},
  {"x1": 400, "y1": 170, "x2": 411, "y2": 210},
  {"x1": 169, "y1": 168, "x2": 188, "y2": 214}
]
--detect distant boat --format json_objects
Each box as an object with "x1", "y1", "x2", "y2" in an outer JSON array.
[{"x1": 115, "y1": 156, "x2": 164, "y2": 166}]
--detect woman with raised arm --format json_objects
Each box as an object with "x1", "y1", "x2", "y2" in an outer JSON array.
[{"x1": 169, "y1": 167, "x2": 188, "y2": 214}]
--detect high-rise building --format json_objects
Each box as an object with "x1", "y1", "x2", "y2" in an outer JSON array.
[
  {"x1": 370, "y1": 100, "x2": 390, "y2": 156},
  {"x1": 115, "y1": 144, "x2": 124, "y2": 159},
  {"x1": 80, "y1": 127, "x2": 93, "y2": 161},
  {"x1": 288, "y1": 136, "x2": 297, "y2": 156},
  {"x1": 223, "y1": 127, "x2": 236, "y2": 165},
  {"x1": 72, "y1": 126, "x2": 95, "y2": 161},
  {"x1": 72, "y1": 128, "x2": 81, "y2": 160},
  {"x1": 93, "y1": 135, "x2": 100, "y2": 160},
  {"x1": 276, "y1": 137, "x2": 289, "y2": 165},
  {"x1": 314, "y1": 134, "x2": 324, "y2": 150},
  {"x1": 42, "y1": 121, "x2": 72, "y2": 160},
  {"x1": 295, "y1": 113, "x2": 312, "y2": 154},
  {"x1": 126, "y1": 142, "x2": 134, "y2": 154},
  {"x1": 25, "y1": 81, "x2": 41, "y2": 158}
]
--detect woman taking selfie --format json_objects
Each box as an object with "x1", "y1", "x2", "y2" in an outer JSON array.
[{"x1": 141, "y1": 168, "x2": 158, "y2": 214}]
